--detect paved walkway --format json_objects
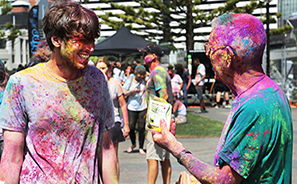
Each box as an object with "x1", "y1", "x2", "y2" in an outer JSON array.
[{"x1": 118, "y1": 106, "x2": 297, "y2": 184}]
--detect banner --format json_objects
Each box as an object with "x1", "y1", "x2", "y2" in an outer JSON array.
[{"x1": 28, "y1": 5, "x2": 40, "y2": 58}]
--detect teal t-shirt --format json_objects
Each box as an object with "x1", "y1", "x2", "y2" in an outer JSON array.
[{"x1": 215, "y1": 84, "x2": 293, "y2": 183}]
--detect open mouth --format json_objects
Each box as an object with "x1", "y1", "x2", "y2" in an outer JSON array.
[{"x1": 79, "y1": 53, "x2": 89, "y2": 60}]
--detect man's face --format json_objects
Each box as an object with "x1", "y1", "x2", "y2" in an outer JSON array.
[
  {"x1": 205, "y1": 30, "x2": 234, "y2": 81},
  {"x1": 143, "y1": 53, "x2": 156, "y2": 65},
  {"x1": 59, "y1": 35, "x2": 95, "y2": 70}
]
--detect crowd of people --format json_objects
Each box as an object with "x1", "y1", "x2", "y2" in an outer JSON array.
[{"x1": 0, "y1": 1, "x2": 293, "y2": 184}]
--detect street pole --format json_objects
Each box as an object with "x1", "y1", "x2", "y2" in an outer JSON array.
[{"x1": 266, "y1": 0, "x2": 270, "y2": 77}]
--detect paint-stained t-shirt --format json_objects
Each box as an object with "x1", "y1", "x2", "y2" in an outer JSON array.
[
  {"x1": 146, "y1": 65, "x2": 173, "y2": 106},
  {"x1": 214, "y1": 82, "x2": 292, "y2": 183},
  {"x1": 0, "y1": 63, "x2": 114, "y2": 183}
]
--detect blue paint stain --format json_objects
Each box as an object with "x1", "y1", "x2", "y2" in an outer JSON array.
[
  {"x1": 243, "y1": 39, "x2": 248, "y2": 46},
  {"x1": 43, "y1": 136, "x2": 47, "y2": 140}
]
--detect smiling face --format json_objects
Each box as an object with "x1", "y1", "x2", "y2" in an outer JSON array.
[{"x1": 59, "y1": 35, "x2": 95, "y2": 70}]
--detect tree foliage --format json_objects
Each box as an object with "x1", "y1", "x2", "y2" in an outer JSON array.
[
  {"x1": 4, "y1": 22, "x2": 22, "y2": 40},
  {"x1": 0, "y1": 0, "x2": 12, "y2": 15},
  {"x1": 96, "y1": 0, "x2": 271, "y2": 51}
]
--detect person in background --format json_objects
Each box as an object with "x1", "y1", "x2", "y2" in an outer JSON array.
[
  {"x1": 153, "y1": 13, "x2": 292, "y2": 184},
  {"x1": 214, "y1": 74, "x2": 230, "y2": 108},
  {"x1": 27, "y1": 40, "x2": 52, "y2": 68},
  {"x1": 193, "y1": 58, "x2": 207, "y2": 113},
  {"x1": 172, "y1": 93, "x2": 187, "y2": 124},
  {"x1": 124, "y1": 65, "x2": 147, "y2": 155},
  {"x1": 0, "y1": 60, "x2": 9, "y2": 161},
  {"x1": 141, "y1": 43, "x2": 174, "y2": 184},
  {"x1": 176, "y1": 63, "x2": 191, "y2": 107},
  {"x1": 96, "y1": 57, "x2": 130, "y2": 180},
  {"x1": 167, "y1": 65, "x2": 183, "y2": 99},
  {"x1": 0, "y1": 1, "x2": 118, "y2": 183},
  {"x1": 122, "y1": 64, "x2": 134, "y2": 88}
]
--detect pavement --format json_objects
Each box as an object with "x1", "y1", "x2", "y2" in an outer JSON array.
[{"x1": 118, "y1": 105, "x2": 297, "y2": 184}]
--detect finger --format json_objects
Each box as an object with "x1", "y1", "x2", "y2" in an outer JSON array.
[
  {"x1": 160, "y1": 119, "x2": 169, "y2": 133},
  {"x1": 170, "y1": 122, "x2": 176, "y2": 135}
]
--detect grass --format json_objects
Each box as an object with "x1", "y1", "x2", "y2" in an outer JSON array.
[{"x1": 175, "y1": 112, "x2": 225, "y2": 138}]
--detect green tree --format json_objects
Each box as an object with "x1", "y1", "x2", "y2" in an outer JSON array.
[
  {"x1": 97, "y1": 0, "x2": 291, "y2": 51},
  {"x1": 0, "y1": 0, "x2": 12, "y2": 15},
  {"x1": 96, "y1": 0, "x2": 269, "y2": 51},
  {"x1": 4, "y1": 22, "x2": 22, "y2": 40}
]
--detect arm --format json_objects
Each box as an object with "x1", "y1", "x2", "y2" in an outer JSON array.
[
  {"x1": 153, "y1": 120, "x2": 243, "y2": 184},
  {"x1": 179, "y1": 82, "x2": 183, "y2": 93},
  {"x1": 172, "y1": 102, "x2": 179, "y2": 116},
  {"x1": 124, "y1": 88, "x2": 141, "y2": 97},
  {"x1": 118, "y1": 94, "x2": 130, "y2": 138},
  {"x1": 187, "y1": 76, "x2": 192, "y2": 90},
  {"x1": 99, "y1": 130, "x2": 118, "y2": 183},
  {"x1": 0, "y1": 130, "x2": 25, "y2": 184}
]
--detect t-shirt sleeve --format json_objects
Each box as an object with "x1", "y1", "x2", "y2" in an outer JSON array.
[
  {"x1": 217, "y1": 102, "x2": 273, "y2": 179},
  {"x1": 198, "y1": 64, "x2": 206, "y2": 76},
  {"x1": 0, "y1": 75, "x2": 27, "y2": 132},
  {"x1": 116, "y1": 79, "x2": 125, "y2": 97}
]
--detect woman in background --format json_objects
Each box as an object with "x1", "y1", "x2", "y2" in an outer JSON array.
[
  {"x1": 124, "y1": 65, "x2": 147, "y2": 155},
  {"x1": 96, "y1": 57, "x2": 130, "y2": 180}
]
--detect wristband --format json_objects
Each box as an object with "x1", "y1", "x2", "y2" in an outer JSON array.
[
  {"x1": 131, "y1": 89, "x2": 134, "y2": 93},
  {"x1": 176, "y1": 149, "x2": 192, "y2": 165}
]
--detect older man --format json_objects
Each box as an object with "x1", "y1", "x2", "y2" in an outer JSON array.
[{"x1": 153, "y1": 13, "x2": 292, "y2": 183}]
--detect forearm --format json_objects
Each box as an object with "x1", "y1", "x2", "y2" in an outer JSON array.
[
  {"x1": 99, "y1": 131, "x2": 118, "y2": 183},
  {"x1": 0, "y1": 130, "x2": 24, "y2": 184},
  {"x1": 172, "y1": 144, "x2": 237, "y2": 184}
]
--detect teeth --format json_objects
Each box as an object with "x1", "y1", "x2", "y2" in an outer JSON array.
[{"x1": 79, "y1": 54, "x2": 89, "y2": 59}]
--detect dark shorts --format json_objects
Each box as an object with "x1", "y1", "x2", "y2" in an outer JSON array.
[
  {"x1": 215, "y1": 81, "x2": 229, "y2": 93},
  {"x1": 110, "y1": 122, "x2": 125, "y2": 144}
]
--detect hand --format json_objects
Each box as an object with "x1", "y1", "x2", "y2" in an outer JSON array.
[
  {"x1": 122, "y1": 125, "x2": 130, "y2": 138},
  {"x1": 152, "y1": 119, "x2": 178, "y2": 152},
  {"x1": 177, "y1": 171, "x2": 201, "y2": 184},
  {"x1": 133, "y1": 88, "x2": 141, "y2": 93}
]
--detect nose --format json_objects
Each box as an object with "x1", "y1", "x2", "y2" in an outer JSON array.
[{"x1": 86, "y1": 41, "x2": 95, "y2": 53}]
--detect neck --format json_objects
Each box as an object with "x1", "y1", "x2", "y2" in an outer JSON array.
[
  {"x1": 46, "y1": 57, "x2": 81, "y2": 81},
  {"x1": 150, "y1": 60, "x2": 160, "y2": 71},
  {"x1": 232, "y1": 71, "x2": 266, "y2": 98}
]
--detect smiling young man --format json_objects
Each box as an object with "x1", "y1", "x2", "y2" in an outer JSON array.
[
  {"x1": 0, "y1": 1, "x2": 118, "y2": 183},
  {"x1": 153, "y1": 14, "x2": 292, "y2": 183}
]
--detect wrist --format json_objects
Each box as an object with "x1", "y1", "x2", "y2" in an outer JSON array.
[{"x1": 176, "y1": 148, "x2": 192, "y2": 165}]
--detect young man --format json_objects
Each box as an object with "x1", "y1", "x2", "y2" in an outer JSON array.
[
  {"x1": 0, "y1": 1, "x2": 118, "y2": 183},
  {"x1": 153, "y1": 13, "x2": 292, "y2": 183},
  {"x1": 193, "y1": 58, "x2": 207, "y2": 113},
  {"x1": 141, "y1": 44, "x2": 174, "y2": 184}
]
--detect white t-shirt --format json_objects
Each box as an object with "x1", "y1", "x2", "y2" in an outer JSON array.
[
  {"x1": 195, "y1": 63, "x2": 206, "y2": 86},
  {"x1": 127, "y1": 77, "x2": 147, "y2": 111},
  {"x1": 171, "y1": 74, "x2": 183, "y2": 95}
]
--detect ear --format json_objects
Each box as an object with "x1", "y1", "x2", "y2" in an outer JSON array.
[
  {"x1": 226, "y1": 46, "x2": 237, "y2": 68},
  {"x1": 51, "y1": 36, "x2": 62, "y2": 48}
]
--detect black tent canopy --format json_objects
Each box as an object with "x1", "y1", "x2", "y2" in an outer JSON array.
[{"x1": 91, "y1": 26, "x2": 170, "y2": 56}]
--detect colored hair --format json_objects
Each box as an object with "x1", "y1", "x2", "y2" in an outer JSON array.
[
  {"x1": 134, "y1": 65, "x2": 146, "y2": 75},
  {"x1": 211, "y1": 13, "x2": 266, "y2": 66},
  {"x1": 42, "y1": 0, "x2": 101, "y2": 50}
]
